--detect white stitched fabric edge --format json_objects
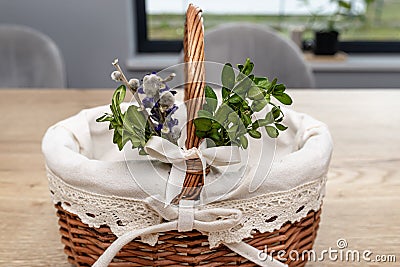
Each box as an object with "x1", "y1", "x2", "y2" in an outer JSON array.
[{"x1": 47, "y1": 168, "x2": 325, "y2": 247}]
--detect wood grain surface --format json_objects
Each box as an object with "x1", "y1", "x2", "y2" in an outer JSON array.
[{"x1": 0, "y1": 89, "x2": 399, "y2": 266}]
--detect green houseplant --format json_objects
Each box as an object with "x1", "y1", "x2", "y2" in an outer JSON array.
[{"x1": 301, "y1": 0, "x2": 376, "y2": 55}]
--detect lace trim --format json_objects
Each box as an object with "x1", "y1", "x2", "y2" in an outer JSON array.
[
  {"x1": 205, "y1": 178, "x2": 325, "y2": 247},
  {"x1": 47, "y1": 169, "x2": 162, "y2": 245},
  {"x1": 47, "y1": 169, "x2": 325, "y2": 248}
]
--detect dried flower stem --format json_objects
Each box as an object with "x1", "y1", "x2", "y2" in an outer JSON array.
[{"x1": 112, "y1": 59, "x2": 158, "y2": 135}]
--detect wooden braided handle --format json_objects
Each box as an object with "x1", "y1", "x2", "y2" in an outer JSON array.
[
  {"x1": 184, "y1": 4, "x2": 205, "y2": 149},
  {"x1": 172, "y1": 4, "x2": 205, "y2": 204}
]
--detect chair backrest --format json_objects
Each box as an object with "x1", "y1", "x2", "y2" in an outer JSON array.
[
  {"x1": 204, "y1": 23, "x2": 315, "y2": 88},
  {"x1": 0, "y1": 24, "x2": 66, "y2": 88}
]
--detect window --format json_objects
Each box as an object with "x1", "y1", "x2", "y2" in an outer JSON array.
[
  {"x1": 135, "y1": 0, "x2": 400, "y2": 53},
  {"x1": 135, "y1": 0, "x2": 183, "y2": 52}
]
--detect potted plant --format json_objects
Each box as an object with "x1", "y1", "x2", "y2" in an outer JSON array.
[{"x1": 300, "y1": 0, "x2": 375, "y2": 55}]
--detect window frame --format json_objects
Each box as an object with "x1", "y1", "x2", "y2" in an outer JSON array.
[
  {"x1": 339, "y1": 41, "x2": 400, "y2": 53},
  {"x1": 135, "y1": 0, "x2": 400, "y2": 54},
  {"x1": 135, "y1": 0, "x2": 182, "y2": 53}
]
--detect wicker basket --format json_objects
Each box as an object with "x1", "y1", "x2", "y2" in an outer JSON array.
[
  {"x1": 50, "y1": 4, "x2": 324, "y2": 267},
  {"x1": 56, "y1": 204, "x2": 320, "y2": 267}
]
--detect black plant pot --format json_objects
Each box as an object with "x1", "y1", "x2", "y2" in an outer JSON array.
[{"x1": 314, "y1": 30, "x2": 339, "y2": 55}]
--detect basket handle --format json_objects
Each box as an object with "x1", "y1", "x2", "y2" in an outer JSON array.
[
  {"x1": 171, "y1": 4, "x2": 205, "y2": 204},
  {"x1": 184, "y1": 4, "x2": 205, "y2": 149}
]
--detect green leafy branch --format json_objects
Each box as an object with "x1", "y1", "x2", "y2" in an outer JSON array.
[
  {"x1": 96, "y1": 85, "x2": 151, "y2": 155},
  {"x1": 193, "y1": 58, "x2": 292, "y2": 149}
]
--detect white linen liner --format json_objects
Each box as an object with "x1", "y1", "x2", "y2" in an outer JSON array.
[
  {"x1": 42, "y1": 103, "x2": 333, "y2": 202},
  {"x1": 42, "y1": 102, "x2": 332, "y2": 266}
]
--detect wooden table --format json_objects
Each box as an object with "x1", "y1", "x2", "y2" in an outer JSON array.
[{"x1": 0, "y1": 89, "x2": 399, "y2": 266}]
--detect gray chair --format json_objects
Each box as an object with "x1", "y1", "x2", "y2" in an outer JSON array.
[
  {"x1": 204, "y1": 23, "x2": 315, "y2": 88},
  {"x1": 0, "y1": 24, "x2": 66, "y2": 88}
]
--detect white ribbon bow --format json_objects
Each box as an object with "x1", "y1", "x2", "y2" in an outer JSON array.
[
  {"x1": 92, "y1": 137, "x2": 287, "y2": 266},
  {"x1": 93, "y1": 198, "x2": 287, "y2": 267},
  {"x1": 144, "y1": 136, "x2": 242, "y2": 204}
]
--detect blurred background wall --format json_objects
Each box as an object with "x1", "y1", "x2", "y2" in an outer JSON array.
[
  {"x1": 0, "y1": 0, "x2": 134, "y2": 88},
  {"x1": 1, "y1": 0, "x2": 400, "y2": 89}
]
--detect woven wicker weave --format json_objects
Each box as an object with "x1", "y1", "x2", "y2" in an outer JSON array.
[
  {"x1": 56, "y1": 204, "x2": 320, "y2": 267},
  {"x1": 53, "y1": 4, "x2": 323, "y2": 266}
]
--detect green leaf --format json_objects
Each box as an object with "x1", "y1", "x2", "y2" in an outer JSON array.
[
  {"x1": 110, "y1": 86, "x2": 126, "y2": 125},
  {"x1": 204, "y1": 85, "x2": 218, "y2": 113},
  {"x1": 265, "y1": 111, "x2": 274, "y2": 124},
  {"x1": 124, "y1": 105, "x2": 147, "y2": 133},
  {"x1": 110, "y1": 120, "x2": 118, "y2": 130},
  {"x1": 265, "y1": 126, "x2": 279, "y2": 138},
  {"x1": 222, "y1": 87, "x2": 231, "y2": 99},
  {"x1": 228, "y1": 112, "x2": 239, "y2": 123},
  {"x1": 228, "y1": 94, "x2": 242, "y2": 104},
  {"x1": 251, "y1": 99, "x2": 268, "y2": 112},
  {"x1": 233, "y1": 76, "x2": 252, "y2": 95},
  {"x1": 113, "y1": 85, "x2": 126, "y2": 105},
  {"x1": 240, "y1": 101, "x2": 250, "y2": 112},
  {"x1": 194, "y1": 118, "x2": 212, "y2": 132},
  {"x1": 274, "y1": 93, "x2": 292, "y2": 105},
  {"x1": 221, "y1": 63, "x2": 235, "y2": 89},
  {"x1": 265, "y1": 93, "x2": 271, "y2": 103},
  {"x1": 198, "y1": 109, "x2": 213, "y2": 119},
  {"x1": 195, "y1": 130, "x2": 207, "y2": 138},
  {"x1": 212, "y1": 121, "x2": 222, "y2": 129},
  {"x1": 248, "y1": 129, "x2": 262, "y2": 139},
  {"x1": 121, "y1": 135, "x2": 131, "y2": 148},
  {"x1": 241, "y1": 58, "x2": 254, "y2": 76},
  {"x1": 252, "y1": 120, "x2": 260, "y2": 129},
  {"x1": 253, "y1": 118, "x2": 270, "y2": 128},
  {"x1": 273, "y1": 84, "x2": 286, "y2": 94},
  {"x1": 248, "y1": 86, "x2": 264, "y2": 100},
  {"x1": 96, "y1": 114, "x2": 114, "y2": 122},
  {"x1": 210, "y1": 133, "x2": 221, "y2": 141},
  {"x1": 239, "y1": 135, "x2": 248, "y2": 149},
  {"x1": 227, "y1": 125, "x2": 239, "y2": 139},
  {"x1": 236, "y1": 59, "x2": 254, "y2": 81},
  {"x1": 116, "y1": 126, "x2": 124, "y2": 136},
  {"x1": 254, "y1": 77, "x2": 269, "y2": 88},
  {"x1": 113, "y1": 131, "x2": 123, "y2": 150},
  {"x1": 131, "y1": 137, "x2": 142, "y2": 147},
  {"x1": 272, "y1": 107, "x2": 281, "y2": 119},
  {"x1": 121, "y1": 130, "x2": 134, "y2": 147},
  {"x1": 267, "y1": 78, "x2": 278, "y2": 94},
  {"x1": 242, "y1": 113, "x2": 252, "y2": 126},
  {"x1": 275, "y1": 123, "x2": 288, "y2": 131},
  {"x1": 237, "y1": 124, "x2": 248, "y2": 136},
  {"x1": 215, "y1": 104, "x2": 231, "y2": 123},
  {"x1": 231, "y1": 140, "x2": 241, "y2": 147},
  {"x1": 122, "y1": 129, "x2": 142, "y2": 147},
  {"x1": 205, "y1": 85, "x2": 217, "y2": 100}
]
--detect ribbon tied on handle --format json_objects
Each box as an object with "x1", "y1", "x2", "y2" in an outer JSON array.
[
  {"x1": 144, "y1": 136, "x2": 242, "y2": 204},
  {"x1": 93, "y1": 135, "x2": 286, "y2": 267}
]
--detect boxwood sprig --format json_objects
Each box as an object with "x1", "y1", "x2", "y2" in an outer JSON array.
[
  {"x1": 96, "y1": 85, "x2": 151, "y2": 155},
  {"x1": 193, "y1": 58, "x2": 292, "y2": 149}
]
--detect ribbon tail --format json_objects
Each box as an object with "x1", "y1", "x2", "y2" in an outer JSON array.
[
  {"x1": 198, "y1": 155, "x2": 208, "y2": 204},
  {"x1": 225, "y1": 242, "x2": 288, "y2": 267},
  {"x1": 92, "y1": 222, "x2": 177, "y2": 267},
  {"x1": 165, "y1": 162, "x2": 186, "y2": 206}
]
